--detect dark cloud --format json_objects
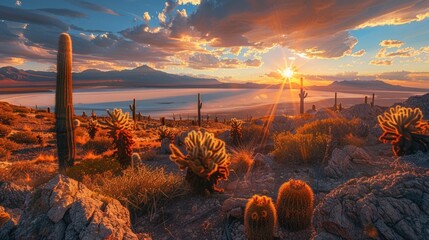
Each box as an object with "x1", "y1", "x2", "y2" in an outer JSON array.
[
  {"x1": 190, "y1": 0, "x2": 429, "y2": 58},
  {"x1": 69, "y1": 24, "x2": 109, "y2": 33},
  {"x1": 38, "y1": 8, "x2": 87, "y2": 18},
  {"x1": 71, "y1": 0, "x2": 119, "y2": 16},
  {"x1": 0, "y1": 5, "x2": 69, "y2": 30},
  {"x1": 0, "y1": 22, "x2": 20, "y2": 42}
]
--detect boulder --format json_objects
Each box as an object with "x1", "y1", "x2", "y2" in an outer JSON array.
[
  {"x1": 14, "y1": 175, "x2": 138, "y2": 240},
  {"x1": 324, "y1": 145, "x2": 372, "y2": 179},
  {"x1": 313, "y1": 170, "x2": 429, "y2": 240},
  {"x1": 221, "y1": 198, "x2": 247, "y2": 219},
  {"x1": 0, "y1": 182, "x2": 31, "y2": 209}
]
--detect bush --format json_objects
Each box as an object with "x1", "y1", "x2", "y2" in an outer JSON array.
[
  {"x1": 74, "y1": 127, "x2": 90, "y2": 145},
  {"x1": 82, "y1": 166, "x2": 188, "y2": 217},
  {"x1": 230, "y1": 148, "x2": 254, "y2": 177},
  {"x1": 7, "y1": 131, "x2": 38, "y2": 144},
  {"x1": 0, "y1": 124, "x2": 12, "y2": 137},
  {"x1": 66, "y1": 157, "x2": 122, "y2": 181},
  {"x1": 296, "y1": 118, "x2": 367, "y2": 144},
  {"x1": 83, "y1": 137, "x2": 112, "y2": 154},
  {"x1": 0, "y1": 138, "x2": 19, "y2": 160},
  {"x1": 0, "y1": 160, "x2": 56, "y2": 187},
  {"x1": 0, "y1": 112, "x2": 17, "y2": 125},
  {"x1": 242, "y1": 124, "x2": 265, "y2": 146},
  {"x1": 273, "y1": 132, "x2": 329, "y2": 164}
]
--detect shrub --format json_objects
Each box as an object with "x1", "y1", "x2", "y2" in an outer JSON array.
[
  {"x1": 0, "y1": 112, "x2": 17, "y2": 125},
  {"x1": 0, "y1": 138, "x2": 19, "y2": 160},
  {"x1": 276, "y1": 179, "x2": 314, "y2": 231},
  {"x1": 230, "y1": 118, "x2": 243, "y2": 147},
  {"x1": 0, "y1": 160, "x2": 56, "y2": 187},
  {"x1": 242, "y1": 124, "x2": 265, "y2": 146},
  {"x1": 157, "y1": 125, "x2": 174, "y2": 142},
  {"x1": 33, "y1": 154, "x2": 56, "y2": 164},
  {"x1": 378, "y1": 105, "x2": 429, "y2": 156},
  {"x1": 296, "y1": 117, "x2": 367, "y2": 144},
  {"x1": 83, "y1": 137, "x2": 112, "y2": 154},
  {"x1": 0, "y1": 124, "x2": 12, "y2": 137},
  {"x1": 169, "y1": 131, "x2": 230, "y2": 194},
  {"x1": 82, "y1": 166, "x2": 188, "y2": 217},
  {"x1": 74, "y1": 126, "x2": 90, "y2": 145},
  {"x1": 66, "y1": 157, "x2": 122, "y2": 181},
  {"x1": 273, "y1": 132, "x2": 329, "y2": 164},
  {"x1": 244, "y1": 195, "x2": 277, "y2": 240},
  {"x1": 229, "y1": 148, "x2": 254, "y2": 177},
  {"x1": 7, "y1": 131, "x2": 38, "y2": 144}
]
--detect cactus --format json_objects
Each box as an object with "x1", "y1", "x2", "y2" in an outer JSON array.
[
  {"x1": 55, "y1": 33, "x2": 75, "y2": 173},
  {"x1": 364, "y1": 96, "x2": 368, "y2": 104},
  {"x1": 333, "y1": 92, "x2": 338, "y2": 110},
  {"x1": 157, "y1": 125, "x2": 174, "y2": 142},
  {"x1": 87, "y1": 118, "x2": 99, "y2": 139},
  {"x1": 100, "y1": 108, "x2": 135, "y2": 167},
  {"x1": 198, "y1": 93, "x2": 203, "y2": 127},
  {"x1": 244, "y1": 195, "x2": 277, "y2": 240},
  {"x1": 230, "y1": 118, "x2": 243, "y2": 147},
  {"x1": 91, "y1": 110, "x2": 97, "y2": 120},
  {"x1": 82, "y1": 111, "x2": 87, "y2": 118},
  {"x1": 276, "y1": 179, "x2": 314, "y2": 231},
  {"x1": 137, "y1": 112, "x2": 143, "y2": 121},
  {"x1": 169, "y1": 131, "x2": 230, "y2": 193},
  {"x1": 371, "y1": 93, "x2": 375, "y2": 107},
  {"x1": 299, "y1": 77, "x2": 308, "y2": 114},
  {"x1": 0, "y1": 210, "x2": 10, "y2": 227},
  {"x1": 131, "y1": 152, "x2": 142, "y2": 169},
  {"x1": 47, "y1": 107, "x2": 50, "y2": 113},
  {"x1": 160, "y1": 116, "x2": 166, "y2": 126},
  {"x1": 378, "y1": 105, "x2": 429, "y2": 156},
  {"x1": 312, "y1": 104, "x2": 316, "y2": 111},
  {"x1": 129, "y1": 98, "x2": 136, "y2": 129}
]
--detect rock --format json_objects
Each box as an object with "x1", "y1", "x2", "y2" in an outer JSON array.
[
  {"x1": 244, "y1": 154, "x2": 275, "y2": 193},
  {"x1": 221, "y1": 198, "x2": 247, "y2": 219},
  {"x1": 14, "y1": 175, "x2": 138, "y2": 240},
  {"x1": 342, "y1": 103, "x2": 385, "y2": 122},
  {"x1": 324, "y1": 145, "x2": 372, "y2": 179},
  {"x1": 401, "y1": 93, "x2": 429, "y2": 117},
  {"x1": 0, "y1": 182, "x2": 31, "y2": 209},
  {"x1": 0, "y1": 206, "x2": 17, "y2": 240},
  {"x1": 393, "y1": 151, "x2": 429, "y2": 169},
  {"x1": 159, "y1": 138, "x2": 171, "y2": 154},
  {"x1": 217, "y1": 130, "x2": 230, "y2": 144},
  {"x1": 313, "y1": 170, "x2": 429, "y2": 240}
]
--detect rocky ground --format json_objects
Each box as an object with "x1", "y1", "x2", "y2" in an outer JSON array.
[{"x1": 1, "y1": 93, "x2": 429, "y2": 240}]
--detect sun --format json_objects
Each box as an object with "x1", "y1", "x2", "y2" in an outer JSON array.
[{"x1": 282, "y1": 67, "x2": 294, "y2": 79}]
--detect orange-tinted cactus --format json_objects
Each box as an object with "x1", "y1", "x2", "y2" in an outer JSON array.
[
  {"x1": 276, "y1": 179, "x2": 314, "y2": 231},
  {"x1": 244, "y1": 195, "x2": 277, "y2": 240},
  {"x1": 378, "y1": 105, "x2": 429, "y2": 156}
]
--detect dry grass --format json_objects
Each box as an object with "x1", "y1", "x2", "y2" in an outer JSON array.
[
  {"x1": 273, "y1": 132, "x2": 329, "y2": 164},
  {"x1": 33, "y1": 154, "x2": 56, "y2": 164},
  {"x1": 0, "y1": 160, "x2": 57, "y2": 187},
  {"x1": 21, "y1": 124, "x2": 32, "y2": 132},
  {"x1": 242, "y1": 124, "x2": 265, "y2": 146},
  {"x1": 0, "y1": 138, "x2": 19, "y2": 160},
  {"x1": 140, "y1": 149, "x2": 157, "y2": 161},
  {"x1": 82, "y1": 166, "x2": 188, "y2": 218},
  {"x1": 230, "y1": 147, "x2": 254, "y2": 177},
  {"x1": 0, "y1": 112, "x2": 17, "y2": 125},
  {"x1": 66, "y1": 157, "x2": 122, "y2": 181},
  {"x1": 7, "y1": 131, "x2": 38, "y2": 144},
  {"x1": 75, "y1": 127, "x2": 90, "y2": 145},
  {"x1": 343, "y1": 133, "x2": 366, "y2": 147},
  {"x1": 0, "y1": 124, "x2": 12, "y2": 137},
  {"x1": 83, "y1": 136, "x2": 112, "y2": 154}
]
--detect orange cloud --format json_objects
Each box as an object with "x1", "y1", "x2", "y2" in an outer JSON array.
[
  {"x1": 350, "y1": 49, "x2": 366, "y2": 57},
  {"x1": 370, "y1": 59, "x2": 393, "y2": 66},
  {"x1": 379, "y1": 40, "x2": 404, "y2": 48}
]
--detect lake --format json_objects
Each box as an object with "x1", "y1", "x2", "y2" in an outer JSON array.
[{"x1": 0, "y1": 87, "x2": 422, "y2": 118}]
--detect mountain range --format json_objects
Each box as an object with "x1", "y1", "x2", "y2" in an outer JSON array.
[{"x1": 0, "y1": 66, "x2": 427, "y2": 93}]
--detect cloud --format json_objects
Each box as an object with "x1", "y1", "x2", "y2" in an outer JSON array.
[
  {"x1": 190, "y1": 0, "x2": 429, "y2": 58},
  {"x1": 370, "y1": 59, "x2": 393, "y2": 66},
  {"x1": 0, "y1": 5, "x2": 69, "y2": 30},
  {"x1": 178, "y1": 0, "x2": 200, "y2": 5},
  {"x1": 187, "y1": 53, "x2": 261, "y2": 69},
  {"x1": 350, "y1": 49, "x2": 366, "y2": 57},
  {"x1": 15, "y1": 1, "x2": 22, "y2": 6},
  {"x1": 266, "y1": 71, "x2": 283, "y2": 79},
  {"x1": 376, "y1": 47, "x2": 419, "y2": 58},
  {"x1": 0, "y1": 57, "x2": 25, "y2": 67},
  {"x1": 380, "y1": 40, "x2": 404, "y2": 48},
  {"x1": 72, "y1": 0, "x2": 119, "y2": 16},
  {"x1": 0, "y1": 22, "x2": 20, "y2": 42},
  {"x1": 38, "y1": 8, "x2": 87, "y2": 18},
  {"x1": 143, "y1": 12, "x2": 151, "y2": 22},
  {"x1": 378, "y1": 71, "x2": 429, "y2": 81},
  {"x1": 420, "y1": 46, "x2": 429, "y2": 53}
]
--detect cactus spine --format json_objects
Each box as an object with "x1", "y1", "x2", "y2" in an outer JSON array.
[
  {"x1": 299, "y1": 77, "x2": 308, "y2": 114},
  {"x1": 55, "y1": 33, "x2": 75, "y2": 173},
  {"x1": 276, "y1": 179, "x2": 314, "y2": 231},
  {"x1": 197, "y1": 93, "x2": 202, "y2": 127},
  {"x1": 244, "y1": 195, "x2": 277, "y2": 240},
  {"x1": 371, "y1": 93, "x2": 375, "y2": 107},
  {"x1": 129, "y1": 98, "x2": 136, "y2": 129}
]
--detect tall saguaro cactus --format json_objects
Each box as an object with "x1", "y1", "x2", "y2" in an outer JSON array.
[
  {"x1": 197, "y1": 93, "x2": 203, "y2": 127},
  {"x1": 298, "y1": 77, "x2": 308, "y2": 114},
  {"x1": 55, "y1": 33, "x2": 75, "y2": 173},
  {"x1": 371, "y1": 93, "x2": 375, "y2": 107},
  {"x1": 129, "y1": 98, "x2": 136, "y2": 129},
  {"x1": 333, "y1": 92, "x2": 338, "y2": 110}
]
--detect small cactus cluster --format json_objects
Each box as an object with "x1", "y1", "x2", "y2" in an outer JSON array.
[
  {"x1": 230, "y1": 118, "x2": 243, "y2": 147},
  {"x1": 276, "y1": 179, "x2": 314, "y2": 231},
  {"x1": 158, "y1": 125, "x2": 174, "y2": 142},
  {"x1": 100, "y1": 108, "x2": 135, "y2": 167},
  {"x1": 169, "y1": 130, "x2": 230, "y2": 193},
  {"x1": 378, "y1": 105, "x2": 429, "y2": 156},
  {"x1": 244, "y1": 195, "x2": 277, "y2": 240},
  {"x1": 87, "y1": 118, "x2": 99, "y2": 139}
]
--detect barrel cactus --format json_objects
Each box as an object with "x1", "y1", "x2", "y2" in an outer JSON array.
[
  {"x1": 244, "y1": 195, "x2": 277, "y2": 240},
  {"x1": 378, "y1": 105, "x2": 429, "y2": 156},
  {"x1": 230, "y1": 118, "x2": 243, "y2": 147},
  {"x1": 169, "y1": 131, "x2": 230, "y2": 194},
  {"x1": 100, "y1": 108, "x2": 135, "y2": 167},
  {"x1": 276, "y1": 179, "x2": 314, "y2": 231}
]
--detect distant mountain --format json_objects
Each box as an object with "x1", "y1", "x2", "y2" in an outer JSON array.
[
  {"x1": 0, "y1": 65, "x2": 220, "y2": 87},
  {"x1": 310, "y1": 80, "x2": 428, "y2": 92}
]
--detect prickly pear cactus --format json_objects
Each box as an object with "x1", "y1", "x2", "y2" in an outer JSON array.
[
  {"x1": 169, "y1": 131, "x2": 230, "y2": 193},
  {"x1": 244, "y1": 195, "x2": 277, "y2": 240}
]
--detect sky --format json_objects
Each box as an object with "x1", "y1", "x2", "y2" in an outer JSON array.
[{"x1": 1, "y1": 0, "x2": 429, "y2": 87}]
